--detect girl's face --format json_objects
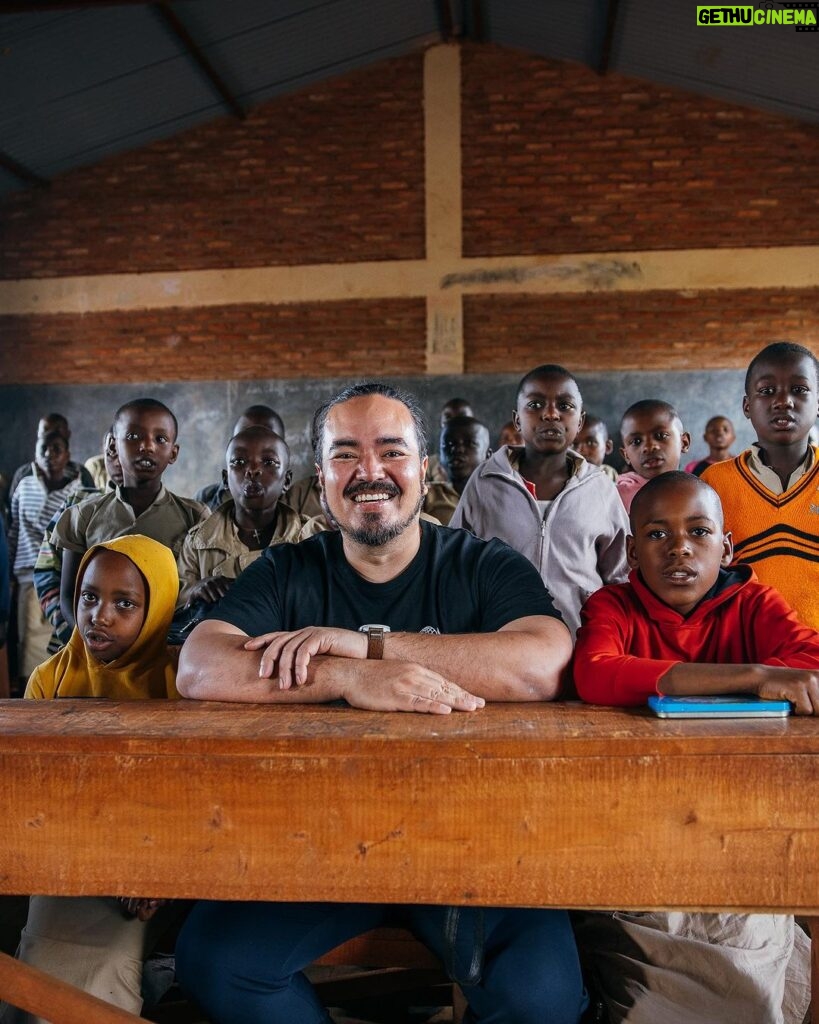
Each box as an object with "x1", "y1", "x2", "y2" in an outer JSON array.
[{"x1": 76, "y1": 550, "x2": 146, "y2": 663}]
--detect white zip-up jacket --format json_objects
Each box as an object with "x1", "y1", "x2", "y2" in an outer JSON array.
[{"x1": 450, "y1": 446, "x2": 630, "y2": 636}]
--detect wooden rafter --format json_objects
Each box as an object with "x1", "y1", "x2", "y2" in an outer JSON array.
[
  {"x1": 0, "y1": 150, "x2": 48, "y2": 187},
  {"x1": 152, "y1": 1, "x2": 245, "y2": 120},
  {"x1": 596, "y1": 0, "x2": 623, "y2": 75},
  {"x1": 435, "y1": 0, "x2": 455, "y2": 41},
  {"x1": 0, "y1": 1, "x2": 148, "y2": 11}
]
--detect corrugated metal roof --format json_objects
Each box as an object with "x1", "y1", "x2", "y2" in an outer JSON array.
[
  {"x1": 483, "y1": 0, "x2": 603, "y2": 66},
  {"x1": 0, "y1": 0, "x2": 440, "y2": 198},
  {"x1": 0, "y1": 0, "x2": 816, "y2": 200},
  {"x1": 613, "y1": 0, "x2": 819, "y2": 125}
]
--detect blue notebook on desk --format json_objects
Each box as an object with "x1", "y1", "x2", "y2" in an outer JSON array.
[{"x1": 648, "y1": 695, "x2": 792, "y2": 718}]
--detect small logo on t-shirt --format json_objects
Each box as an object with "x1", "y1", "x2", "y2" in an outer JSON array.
[{"x1": 420, "y1": 626, "x2": 440, "y2": 634}]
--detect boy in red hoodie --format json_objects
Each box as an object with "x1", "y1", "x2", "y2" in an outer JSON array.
[{"x1": 573, "y1": 471, "x2": 816, "y2": 1024}]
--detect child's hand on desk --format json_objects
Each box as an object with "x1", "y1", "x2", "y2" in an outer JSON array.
[
  {"x1": 756, "y1": 667, "x2": 819, "y2": 715},
  {"x1": 118, "y1": 897, "x2": 171, "y2": 921}
]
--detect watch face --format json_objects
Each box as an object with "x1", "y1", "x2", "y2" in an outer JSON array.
[{"x1": 358, "y1": 624, "x2": 391, "y2": 633}]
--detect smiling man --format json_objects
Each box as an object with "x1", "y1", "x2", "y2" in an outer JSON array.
[{"x1": 175, "y1": 381, "x2": 587, "y2": 1024}]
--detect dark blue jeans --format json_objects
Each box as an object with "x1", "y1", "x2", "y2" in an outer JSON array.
[{"x1": 176, "y1": 900, "x2": 588, "y2": 1023}]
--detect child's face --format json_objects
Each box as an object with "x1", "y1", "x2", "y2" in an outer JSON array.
[
  {"x1": 225, "y1": 433, "x2": 291, "y2": 513},
  {"x1": 514, "y1": 374, "x2": 584, "y2": 457},
  {"x1": 439, "y1": 422, "x2": 490, "y2": 485},
  {"x1": 620, "y1": 410, "x2": 690, "y2": 480},
  {"x1": 115, "y1": 410, "x2": 179, "y2": 487},
  {"x1": 742, "y1": 353, "x2": 819, "y2": 450},
  {"x1": 498, "y1": 421, "x2": 523, "y2": 447},
  {"x1": 704, "y1": 417, "x2": 735, "y2": 454},
  {"x1": 76, "y1": 550, "x2": 147, "y2": 663},
  {"x1": 440, "y1": 400, "x2": 473, "y2": 429},
  {"x1": 36, "y1": 435, "x2": 70, "y2": 481},
  {"x1": 627, "y1": 481, "x2": 732, "y2": 616},
  {"x1": 574, "y1": 422, "x2": 612, "y2": 466},
  {"x1": 104, "y1": 431, "x2": 124, "y2": 487}
]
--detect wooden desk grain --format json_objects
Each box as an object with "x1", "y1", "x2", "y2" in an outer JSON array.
[{"x1": 0, "y1": 698, "x2": 817, "y2": 915}]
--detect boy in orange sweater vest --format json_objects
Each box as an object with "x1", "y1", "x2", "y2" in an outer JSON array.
[{"x1": 702, "y1": 341, "x2": 819, "y2": 630}]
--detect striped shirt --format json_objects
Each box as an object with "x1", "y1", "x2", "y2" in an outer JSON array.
[{"x1": 8, "y1": 467, "x2": 85, "y2": 583}]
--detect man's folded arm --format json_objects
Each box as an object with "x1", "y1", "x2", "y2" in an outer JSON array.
[
  {"x1": 382, "y1": 615, "x2": 572, "y2": 701},
  {"x1": 176, "y1": 619, "x2": 342, "y2": 703}
]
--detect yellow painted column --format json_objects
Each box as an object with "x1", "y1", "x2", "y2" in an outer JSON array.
[{"x1": 423, "y1": 44, "x2": 464, "y2": 375}]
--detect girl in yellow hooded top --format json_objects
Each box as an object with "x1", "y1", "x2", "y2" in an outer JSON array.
[
  {"x1": 2, "y1": 535, "x2": 182, "y2": 1023},
  {"x1": 26, "y1": 532, "x2": 178, "y2": 700}
]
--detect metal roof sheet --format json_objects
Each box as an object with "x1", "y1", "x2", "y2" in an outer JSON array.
[{"x1": 0, "y1": 0, "x2": 816, "y2": 201}]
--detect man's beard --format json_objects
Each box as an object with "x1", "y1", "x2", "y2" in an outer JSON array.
[{"x1": 341, "y1": 482, "x2": 425, "y2": 547}]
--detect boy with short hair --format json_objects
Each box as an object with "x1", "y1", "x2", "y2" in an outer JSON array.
[
  {"x1": 702, "y1": 341, "x2": 819, "y2": 630},
  {"x1": 573, "y1": 471, "x2": 815, "y2": 1023},
  {"x1": 424, "y1": 415, "x2": 492, "y2": 526},
  {"x1": 5, "y1": 414, "x2": 95, "y2": 517},
  {"x1": 8, "y1": 430, "x2": 88, "y2": 683},
  {"x1": 426, "y1": 396, "x2": 475, "y2": 484},
  {"x1": 616, "y1": 399, "x2": 691, "y2": 513},
  {"x1": 52, "y1": 398, "x2": 207, "y2": 633},
  {"x1": 178, "y1": 427, "x2": 304, "y2": 610},
  {"x1": 451, "y1": 364, "x2": 629, "y2": 637},
  {"x1": 498, "y1": 420, "x2": 523, "y2": 448},
  {"x1": 574, "y1": 414, "x2": 617, "y2": 483},
  {"x1": 684, "y1": 414, "x2": 736, "y2": 476},
  {"x1": 195, "y1": 405, "x2": 286, "y2": 511}
]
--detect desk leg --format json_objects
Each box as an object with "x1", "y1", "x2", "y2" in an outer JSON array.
[
  {"x1": 809, "y1": 917, "x2": 817, "y2": 1024},
  {"x1": 0, "y1": 951, "x2": 143, "y2": 1024}
]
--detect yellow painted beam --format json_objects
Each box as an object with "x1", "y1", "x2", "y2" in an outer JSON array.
[{"x1": 1, "y1": 246, "x2": 818, "y2": 317}]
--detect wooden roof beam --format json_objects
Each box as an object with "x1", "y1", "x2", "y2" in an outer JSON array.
[
  {"x1": 435, "y1": 0, "x2": 455, "y2": 41},
  {"x1": 0, "y1": 150, "x2": 49, "y2": 188},
  {"x1": 152, "y1": 1, "x2": 245, "y2": 120},
  {"x1": 595, "y1": 0, "x2": 623, "y2": 75}
]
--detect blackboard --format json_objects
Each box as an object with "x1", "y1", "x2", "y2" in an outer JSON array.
[{"x1": 0, "y1": 369, "x2": 758, "y2": 498}]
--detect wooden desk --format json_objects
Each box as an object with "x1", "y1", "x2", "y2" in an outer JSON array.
[
  {"x1": 0, "y1": 698, "x2": 817, "y2": 910},
  {"x1": 0, "y1": 698, "x2": 816, "y2": 1019}
]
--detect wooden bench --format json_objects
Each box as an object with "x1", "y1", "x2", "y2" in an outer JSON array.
[{"x1": 0, "y1": 698, "x2": 815, "y2": 1021}]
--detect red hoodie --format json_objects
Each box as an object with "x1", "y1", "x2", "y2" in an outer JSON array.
[{"x1": 573, "y1": 565, "x2": 819, "y2": 706}]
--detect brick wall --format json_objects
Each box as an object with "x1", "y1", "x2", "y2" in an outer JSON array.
[
  {"x1": 464, "y1": 288, "x2": 819, "y2": 374},
  {"x1": 0, "y1": 299, "x2": 427, "y2": 384},
  {"x1": 461, "y1": 45, "x2": 819, "y2": 255},
  {"x1": 0, "y1": 54, "x2": 425, "y2": 279},
  {"x1": 1, "y1": 43, "x2": 817, "y2": 389}
]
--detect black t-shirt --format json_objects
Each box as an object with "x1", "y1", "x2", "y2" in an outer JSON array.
[{"x1": 209, "y1": 520, "x2": 559, "y2": 637}]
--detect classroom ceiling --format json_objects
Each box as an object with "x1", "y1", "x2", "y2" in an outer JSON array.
[{"x1": 0, "y1": 0, "x2": 817, "y2": 200}]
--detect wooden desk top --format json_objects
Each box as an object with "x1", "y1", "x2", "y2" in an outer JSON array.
[{"x1": 1, "y1": 699, "x2": 817, "y2": 912}]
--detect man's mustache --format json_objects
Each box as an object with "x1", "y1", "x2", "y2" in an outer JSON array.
[{"x1": 343, "y1": 481, "x2": 401, "y2": 499}]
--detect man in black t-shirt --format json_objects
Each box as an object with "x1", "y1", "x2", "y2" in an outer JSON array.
[{"x1": 176, "y1": 383, "x2": 587, "y2": 1024}]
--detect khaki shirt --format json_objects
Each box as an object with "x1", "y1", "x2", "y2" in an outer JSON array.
[
  {"x1": 52, "y1": 484, "x2": 208, "y2": 558},
  {"x1": 177, "y1": 500, "x2": 306, "y2": 605},
  {"x1": 422, "y1": 481, "x2": 460, "y2": 526},
  {"x1": 285, "y1": 475, "x2": 324, "y2": 519}
]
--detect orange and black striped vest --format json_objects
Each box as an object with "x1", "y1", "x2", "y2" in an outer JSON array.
[{"x1": 702, "y1": 447, "x2": 819, "y2": 630}]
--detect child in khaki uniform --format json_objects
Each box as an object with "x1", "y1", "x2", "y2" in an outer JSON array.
[
  {"x1": 52, "y1": 398, "x2": 206, "y2": 634},
  {"x1": 177, "y1": 427, "x2": 304, "y2": 609}
]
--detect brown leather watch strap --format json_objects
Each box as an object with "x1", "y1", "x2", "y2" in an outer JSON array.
[{"x1": 366, "y1": 626, "x2": 385, "y2": 660}]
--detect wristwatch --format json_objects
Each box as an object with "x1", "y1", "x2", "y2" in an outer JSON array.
[{"x1": 359, "y1": 624, "x2": 390, "y2": 659}]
